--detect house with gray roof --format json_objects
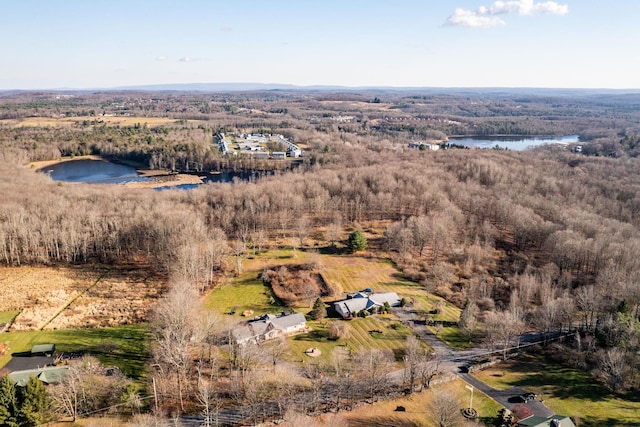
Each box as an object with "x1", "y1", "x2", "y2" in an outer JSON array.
[
  {"x1": 232, "y1": 312, "x2": 307, "y2": 345},
  {"x1": 517, "y1": 415, "x2": 576, "y2": 427},
  {"x1": 8, "y1": 366, "x2": 69, "y2": 387},
  {"x1": 333, "y1": 291, "x2": 401, "y2": 319}
]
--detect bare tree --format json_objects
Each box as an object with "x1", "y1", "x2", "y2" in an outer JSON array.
[
  {"x1": 458, "y1": 299, "x2": 478, "y2": 343},
  {"x1": 152, "y1": 280, "x2": 198, "y2": 412},
  {"x1": 327, "y1": 216, "x2": 342, "y2": 248},
  {"x1": 404, "y1": 335, "x2": 423, "y2": 393},
  {"x1": 358, "y1": 348, "x2": 394, "y2": 402},
  {"x1": 597, "y1": 347, "x2": 629, "y2": 393},
  {"x1": 418, "y1": 353, "x2": 442, "y2": 390},
  {"x1": 485, "y1": 309, "x2": 524, "y2": 360},
  {"x1": 428, "y1": 389, "x2": 463, "y2": 427},
  {"x1": 408, "y1": 215, "x2": 430, "y2": 257}
]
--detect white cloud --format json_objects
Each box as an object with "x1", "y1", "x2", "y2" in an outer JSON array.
[
  {"x1": 447, "y1": 0, "x2": 568, "y2": 28},
  {"x1": 156, "y1": 56, "x2": 168, "y2": 62},
  {"x1": 179, "y1": 57, "x2": 192, "y2": 62},
  {"x1": 448, "y1": 8, "x2": 506, "y2": 28}
]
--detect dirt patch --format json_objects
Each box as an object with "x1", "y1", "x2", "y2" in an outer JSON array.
[
  {"x1": 0, "y1": 264, "x2": 165, "y2": 331},
  {"x1": 262, "y1": 264, "x2": 337, "y2": 306}
]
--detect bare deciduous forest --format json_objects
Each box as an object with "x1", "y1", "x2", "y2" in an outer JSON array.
[{"x1": 1, "y1": 89, "x2": 639, "y2": 426}]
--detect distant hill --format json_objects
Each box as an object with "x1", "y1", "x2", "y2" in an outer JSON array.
[
  {"x1": 113, "y1": 83, "x2": 640, "y2": 96},
  {"x1": 2, "y1": 83, "x2": 640, "y2": 97}
]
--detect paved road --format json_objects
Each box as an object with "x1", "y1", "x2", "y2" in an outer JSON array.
[
  {"x1": 459, "y1": 373, "x2": 553, "y2": 418},
  {"x1": 394, "y1": 307, "x2": 569, "y2": 418},
  {"x1": 177, "y1": 309, "x2": 571, "y2": 426}
]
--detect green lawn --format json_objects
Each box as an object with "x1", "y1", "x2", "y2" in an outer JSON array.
[
  {"x1": 473, "y1": 353, "x2": 640, "y2": 427},
  {"x1": 0, "y1": 310, "x2": 20, "y2": 325},
  {"x1": 0, "y1": 323, "x2": 150, "y2": 380},
  {"x1": 288, "y1": 316, "x2": 416, "y2": 365},
  {"x1": 207, "y1": 249, "x2": 469, "y2": 360}
]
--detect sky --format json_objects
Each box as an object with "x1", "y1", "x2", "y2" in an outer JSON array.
[{"x1": 1, "y1": 0, "x2": 639, "y2": 90}]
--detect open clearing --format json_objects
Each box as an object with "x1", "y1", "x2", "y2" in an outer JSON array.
[
  {"x1": 472, "y1": 353, "x2": 640, "y2": 427},
  {"x1": 0, "y1": 264, "x2": 165, "y2": 331},
  {"x1": 206, "y1": 248, "x2": 463, "y2": 362},
  {"x1": 282, "y1": 378, "x2": 501, "y2": 427},
  {"x1": 0, "y1": 324, "x2": 150, "y2": 379},
  {"x1": 2, "y1": 115, "x2": 197, "y2": 128}
]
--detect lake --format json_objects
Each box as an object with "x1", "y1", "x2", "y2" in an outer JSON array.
[
  {"x1": 448, "y1": 135, "x2": 579, "y2": 151},
  {"x1": 42, "y1": 159, "x2": 150, "y2": 184},
  {"x1": 42, "y1": 159, "x2": 271, "y2": 188}
]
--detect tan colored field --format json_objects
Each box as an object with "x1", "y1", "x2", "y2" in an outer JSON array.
[
  {"x1": 280, "y1": 378, "x2": 501, "y2": 426},
  {"x1": 2, "y1": 115, "x2": 196, "y2": 128},
  {"x1": 319, "y1": 100, "x2": 392, "y2": 111},
  {"x1": 0, "y1": 265, "x2": 165, "y2": 331}
]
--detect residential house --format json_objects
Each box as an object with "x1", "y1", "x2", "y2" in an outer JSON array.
[
  {"x1": 232, "y1": 312, "x2": 306, "y2": 345},
  {"x1": 8, "y1": 366, "x2": 69, "y2": 386},
  {"x1": 333, "y1": 291, "x2": 401, "y2": 319},
  {"x1": 517, "y1": 415, "x2": 576, "y2": 427}
]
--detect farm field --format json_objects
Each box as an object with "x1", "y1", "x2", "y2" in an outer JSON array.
[
  {"x1": 472, "y1": 353, "x2": 640, "y2": 427},
  {"x1": 0, "y1": 265, "x2": 165, "y2": 331},
  {"x1": 3, "y1": 115, "x2": 193, "y2": 128}
]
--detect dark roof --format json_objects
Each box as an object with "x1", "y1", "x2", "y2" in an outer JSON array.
[
  {"x1": 8, "y1": 366, "x2": 69, "y2": 386},
  {"x1": 4, "y1": 355, "x2": 54, "y2": 373},
  {"x1": 518, "y1": 415, "x2": 576, "y2": 427}
]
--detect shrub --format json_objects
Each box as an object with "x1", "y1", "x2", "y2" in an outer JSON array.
[{"x1": 328, "y1": 322, "x2": 351, "y2": 340}]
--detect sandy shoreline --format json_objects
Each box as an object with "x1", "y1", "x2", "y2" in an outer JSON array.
[{"x1": 26, "y1": 155, "x2": 205, "y2": 189}]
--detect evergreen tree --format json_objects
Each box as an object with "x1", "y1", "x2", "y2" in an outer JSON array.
[
  {"x1": 310, "y1": 297, "x2": 327, "y2": 320},
  {"x1": 18, "y1": 376, "x2": 49, "y2": 427},
  {"x1": 347, "y1": 230, "x2": 367, "y2": 253},
  {"x1": 0, "y1": 375, "x2": 19, "y2": 427}
]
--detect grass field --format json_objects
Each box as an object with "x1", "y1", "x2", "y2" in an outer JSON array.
[
  {"x1": 0, "y1": 310, "x2": 20, "y2": 325},
  {"x1": 206, "y1": 249, "x2": 465, "y2": 365},
  {"x1": 315, "y1": 378, "x2": 501, "y2": 427},
  {"x1": 4, "y1": 116, "x2": 196, "y2": 128},
  {"x1": 289, "y1": 316, "x2": 415, "y2": 364},
  {"x1": 0, "y1": 324, "x2": 150, "y2": 379},
  {"x1": 0, "y1": 265, "x2": 163, "y2": 331},
  {"x1": 472, "y1": 353, "x2": 640, "y2": 427}
]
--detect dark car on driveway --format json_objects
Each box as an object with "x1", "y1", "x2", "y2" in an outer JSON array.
[{"x1": 522, "y1": 392, "x2": 536, "y2": 402}]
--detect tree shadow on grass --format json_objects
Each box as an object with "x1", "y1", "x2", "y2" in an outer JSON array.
[
  {"x1": 581, "y1": 418, "x2": 640, "y2": 427},
  {"x1": 317, "y1": 245, "x2": 347, "y2": 255},
  {"x1": 499, "y1": 355, "x2": 640, "y2": 404},
  {"x1": 346, "y1": 415, "x2": 420, "y2": 427},
  {"x1": 49, "y1": 324, "x2": 150, "y2": 379},
  {"x1": 293, "y1": 330, "x2": 328, "y2": 341}
]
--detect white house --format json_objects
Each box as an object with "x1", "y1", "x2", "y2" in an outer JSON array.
[{"x1": 333, "y1": 292, "x2": 401, "y2": 319}]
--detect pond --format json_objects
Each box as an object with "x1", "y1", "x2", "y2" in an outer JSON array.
[
  {"x1": 448, "y1": 135, "x2": 579, "y2": 151},
  {"x1": 41, "y1": 159, "x2": 150, "y2": 184},
  {"x1": 42, "y1": 158, "x2": 272, "y2": 188}
]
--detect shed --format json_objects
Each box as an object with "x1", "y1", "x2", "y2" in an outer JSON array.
[{"x1": 31, "y1": 344, "x2": 55, "y2": 357}]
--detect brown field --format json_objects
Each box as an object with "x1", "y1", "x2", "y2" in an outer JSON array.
[
  {"x1": 2, "y1": 115, "x2": 198, "y2": 128},
  {"x1": 0, "y1": 264, "x2": 165, "y2": 331},
  {"x1": 318, "y1": 100, "x2": 392, "y2": 111}
]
